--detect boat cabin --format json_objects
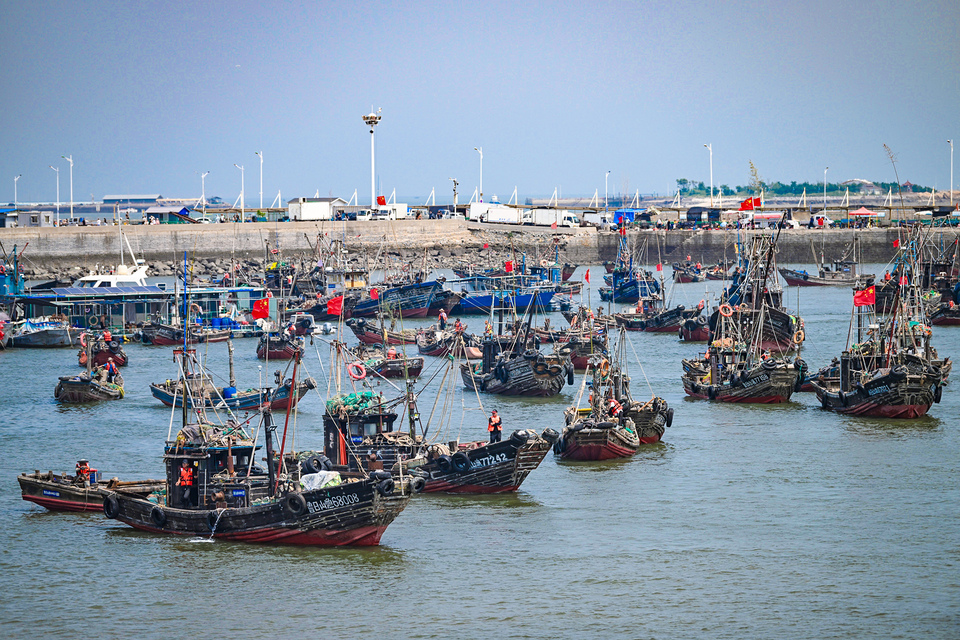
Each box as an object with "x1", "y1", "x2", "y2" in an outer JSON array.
[{"x1": 322, "y1": 406, "x2": 401, "y2": 471}]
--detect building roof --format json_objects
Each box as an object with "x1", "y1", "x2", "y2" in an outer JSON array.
[
  {"x1": 288, "y1": 197, "x2": 347, "y2": 204},
  {"x1": 103, "y1": 195, "x2": 163, "y2": 203}
]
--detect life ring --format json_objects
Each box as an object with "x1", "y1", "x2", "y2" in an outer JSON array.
[
  {"x1": 189, "y1": 303, "x2": 202, "y2": 316},
  {"x1": 719, "y1": 304, "x2": 734, "y2": 317},
  {"x1": 793, "y1": 329, "x2": 805, "y2": 343},
  {"x1": 347, "y1": 362, "x2": 366, "y2": 381},
  {"x1": 283, "y1": 493, "x2": 307, "y2": 516},
  {"x1": 540, "y1": 259, "x2": 549, "y2": 267},
  {"x1": 79, "y1": 351, "x2": 88, "y2": 366},
  {"x1": 80, "y1": 333, "x2": 87, "y2": 348},
  {"x1": 88, "y1": 316, "x2": 100, "y2": 329},
  {"x1": 598, "y1": 358, "x2": 610, "y2": 377},
  {"x1": 150, "y1": 506, "x2": 167, "y2": 528},
  {"x1": 0, "y1": 264, "x2": 5, "y2": 275},
  {"x1": 697, "y1": 300, "x2": 705, "y2": 311},
  {"x1": 738, "y1": 303, "x2": 749, "y2": 312},
  {"x1": 102, "y1": 494, "x2": 120, "y2": 519}
]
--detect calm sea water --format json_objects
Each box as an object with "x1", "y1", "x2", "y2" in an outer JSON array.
[{"x1": 1, "y1": 264, "x2": 957, "y2": 639}]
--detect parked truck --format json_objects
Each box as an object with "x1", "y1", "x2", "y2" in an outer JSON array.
[{"x1": 521, "y1": 208, "x2": 581, "y2": 228}]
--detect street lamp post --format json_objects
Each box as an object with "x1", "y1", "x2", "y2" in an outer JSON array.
[
  {"x1": 363, "y1": 108, "x2": 382, "y2": 208},
  {"x1": 474, "y1": 147, "x2": 483, "y2": 202},
  {"x1": 449, "y1": 178, "x2": 458, "y2": 216},
  {"x1": 823, "y1": 167, "x2": 829, "y2": 212},
  {"x1": 49, "y1": 165, "x2": 60, "y2": 224},
  {"x1": 255, "y1": 151, "x2": 263, "y2": 210},
  {"x1": 200, "y1": 171, "x2": 210, "y2": 214},
  {"x1": 605, "y1": 170, "x2": 611, "y2": 216},
  {"x1": 234, "y1": 164, "x2": 245, "y2": 222},
  {"x1": 13, "y1": 174, "x2": 21, "y2": 210},
  {"x1": 704, "y1": 143, "x2": 713, "y2": 207},
  {"x1": 62, "y1": 155, "x2": 73, "y2": 220},
  {"x1": 949, "y1": 140, "x2": 954, "y2": 206}
]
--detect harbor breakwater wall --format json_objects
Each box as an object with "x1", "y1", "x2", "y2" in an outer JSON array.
[{"x1": 2, "y1": 221, "x2": 956, "y2": 270}]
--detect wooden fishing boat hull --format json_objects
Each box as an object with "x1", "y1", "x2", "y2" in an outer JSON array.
[
  {"x1": 556, "y1": 423, "x2": 640, "y2": 460},
  {"x1": 149, "y1": 377, "x2": 316, "y2": 411},
  {"x1": 414, "y1": 431, "x2": 554, "y2": 493},
  {"x1": 812, "y1": 368, "x2": 939, "y2": 418},
  {"x1": 680, "y1": 315, "x2": 710, "y2": 341},
  {"x1": 104, "y1": 477, "x2": 413, "y2": 547},
  {"x1": 78, "y1": 342, "x2": 128, "y2": 367},
  {"x1": 709, "y1": 306, "x2": 803, "y2": 353},
  {"x1": 350, "y1": 281, "x2": 443, "y2": 319},
  {"x1": 460, "y1": 353, "x2": 573, "y2": 397},
  {"x1": 256, "y1": 336, "x2": 304, "y2": 360},
  {"x1": 18, "y1": 472, "x2": 162, "y2": 512},
  {"x1": 416, "y1": 330, "x2": 482, "y2": 358},
  {"x1": 779, "y1": 267, "x2": 874, "y2": 287},
  {"x1": 54, "y1": 375, "x2": 124, "y2": 402},
  {"x1": 366, "y1": 357, "x2": 424, "y2": 379},
  {"x1": 929, "y1": 303, "x2": 960, "y2": 326},
  {"x1": 346, "y1": 318, "x2": 418, "y2": 345},
  {"x1": 682, "y1": 360, "x2": 801, "y2": 403},
  {"x1": 557, "y1": 338, "x2": 608, "y2": 372},
  {"x1": 11, "y1": 327, "x2": 77, "y2": 348}
]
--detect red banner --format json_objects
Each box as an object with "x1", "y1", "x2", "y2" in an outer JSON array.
[
  {"x1": 376, "y1": 195, "x2": 386, "y2": 206},
  {"x1": 853, "y1": 285, "x2": 876, "y2": 307},
  {"x1": 656, "y1": 263, "x2": 662, "y2": 271},
  {"x1": 584, "y1": 268, "x2": 590, "y2": 284},
  {"x1": 504, "y1": 261, "x2": 513, "y2": 273},
  {"x1": 370, "y1": 287, "x2": 379, "y2": 301},
  {"x1": 893, "y1": 239, "x2": 900, "y2": 248},
  {"x1": 252, "y1": 298, "x2": 270, "y2": 319},
  {"x1": 326, "y1": 295, "x2": 343, "y2": 316}
]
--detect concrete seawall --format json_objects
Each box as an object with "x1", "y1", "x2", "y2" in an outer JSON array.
[{"x1": 2, "y1": 221, "x2": 956, "y2": 269}]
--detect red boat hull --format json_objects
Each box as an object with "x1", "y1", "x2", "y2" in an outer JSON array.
[
  {"x1": 422, "y1": 480, "x2": 520, "y2": 494},
  {"x1": 22, "y1": 493, "x2": 102, "y2": 512},
  {"x1": 683, "y1": 389, "x2": 790, "y2": 403},
  {"x1": 119, "y1": 520, "x2": 387, "y2": 546},
  {"x1": 560, "y1": 441, "x2": 637, "y2": 461},
  {"x1": 680, "y1": 326, "x2": 710, "y2": 341},
  {"x1": 836, "y1": 402, "x2": 931, "y2": 419}
]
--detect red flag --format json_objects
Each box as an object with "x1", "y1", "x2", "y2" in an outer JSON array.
[
  {"x1": 893, "y1": 239, "x2": 900, "y2": 248},
  {"x1": 686, "y1": 255, "x2": 692, "y2": 261},
  {"x1": 853, "y1": 285, "x2": 876, "y2": 307},
  {"x1": 482, "y1": 243, "x2": 489, "y2": 249},
  {"x1": 376, "y1": 195, "x2": 386, "y2": 206},
  {"x1": 551, "y1": 221, "x2": 557, "y2": 229},
  {"x1": 619, "y1": 227, "x2": 626, "y2": 236},
  {"x1": 739, "y1": 198, "x2": 754, "y2": 211},
  {"x1": 370, "y1": 287, "x2": 379, "y2": 301},
  {"x1": 326, "y1": 295, "x2": 343, "y2": 316},
  {"x1": 656, "y1": 263, "x2": 662, "y2": 271},
  {"x1": 504, "y1": 260, "x2": 513, "y2": 273},
  {"x1": 899, "y1": 276, "x2": 908, "y2": 285},
  {"x1": 584, "y1": 269, "x2": 590, "y2": 284},
  {"x1": 752, "y1": 197, "x2": 762, "y2": 208},
  {"x1": 252, "y1": 298, "x2": 270, "y2": 319}
]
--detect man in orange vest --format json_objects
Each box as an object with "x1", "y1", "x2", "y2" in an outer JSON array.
[
  {"x1": 488, "y1": 409, "x2": 502, "y2": 443},
  {"x1": 177, "y1": 459, "x2": 195, "y2": 507}
]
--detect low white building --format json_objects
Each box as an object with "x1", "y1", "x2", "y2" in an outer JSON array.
[{"x1": 287, "y1": 197, "x2": 347, "y2": 221}]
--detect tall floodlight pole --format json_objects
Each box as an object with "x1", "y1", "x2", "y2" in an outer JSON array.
[
  {"x1": 949, "y1": 140, "x2": 954, "y2": 206},
  {"x1": 234, "y1": 164, "x2": 245, "y2": 222},
  {"x1": 823, "y1": 167, "x2": 829, "y2": 211},
  {"x1": 49, "y1": 165, "x2": 60, "y2": 224},
  {"x1": 255, "y1": 151, "x2": 263, "y2": 209},
  {"x1": 474, "y1": 147, "x2": 483, "y2": 202},
  {"x1": 200, "y1": 171, "x2": 210, "y2": 214},
  {"x1": 363, "y1": 108, "x2": 382, "y2": 208},
  {"x1": 449, "y1": 178, "x2": 458, "y2": 215},
  {"x1": 62, "y1": 155, "x2": 73, "y2": 219},
  {"x1": 13, "y1": 174, "x2": 21, "y2": 210},
  {"x1": 704, "y1": 143, "x2": 714, "y2": 207},
  {"x1": 605, "y1": 170, "x2": 611, "y2": 215}
]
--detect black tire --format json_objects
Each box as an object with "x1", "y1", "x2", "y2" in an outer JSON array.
[
  {"x1": 794, "y1": 374, "x2": 804, "y2": 393},
  {"x1": 411, "y1": 476, "x2": 427, "y2": 493},
  {"x1": 730, "y1": 373, "x2": 740, "y2": 387},
  {"x1": 707, "y1": 385, "x2": 716, "y2": 400},
  {"x1": 839, "y1": 391, "x2": 848, "y2": 407},
  {"x1": 436, "y1": 455, "x2": 453, "y2": 473},
  {"x1": 495, "y1": 363, "x2": 507, "y2": 383},
  {"x1": 102, "y1": 494, "x2": 119, "y2": 519},
  {"x1": 934, "y1": 385, "x2": 942, "y2": 403},
  {"x1": 891, "y1": 365, "x2": 908, "y2": 381},
  {"x1": 541, "y1": 427, "x2": 560, "y2": 444},
  {"x1": 666, "y1": 408, "x2": 674, "y2": 428},
  {"x1": 150, "y1": 506, "x2": 167, "y2": 528},
  {"x1": 207, "y1": 509, "x2": 226, "y2": 531},
  {"x1": 283, "y1": 493, "x2": 307, "y2": 516},
  {"x1": 572, "y1": 422, "x2": 585, "y2": 432},
  {"x1": 547, "y1": 364, "x2": 562, "y2": 376},
  {"x1": 567, "y1": 367, "x2": 575, "y2": 386},
  {"x1": 762, "y1": 358, "x2": 778, "y2": 370},
  {"x1": 109, "y1": 340, "x2": 120, "y2": 351},
  {"x1": 376, "y1": 478, "x2": 395, "y2": 496},
  {"x1": 596, "y1": 421, "x2": 616, "y2": 429},
  {"x1": 522, "y1": 349, "x2": 538, "y2": 360},
  {"x1": 451, "y1": 452, "x2": 472, "y2": 473},
  {"x1": 302, "y1": 454, "x2": 332, "y2": 474},
  {"x1": 369, "y1": 470, "x2": 392, "y2": 482},
  {"x1": 533, "y1": 362, "x2": 548, "y2": 374},
  {"x1": 697, "y1": 315, "x2": 708, "y2": 326},
  {"x1": 510, "y1": 429, "x2": 532, "y2": 444}
]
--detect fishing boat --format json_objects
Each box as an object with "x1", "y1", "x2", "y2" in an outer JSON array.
[
  {"x1": 448, "y1": 275, "x2": 556, "y2": 315},
  {"x1": 140, "y1": 321, "x2": 232, "y2": 346},
  {"x1": 555, "y1": 332, "x2": 672, "y2": 460},
  {"x1": 76, "y1": 331, "x2": 128, "y2": 367},
  {"x1": 557, "y1": 335, "x2": 609, "y2": 372},
  {"x1": 8, "y1": 315, "x2": 78, "y2": 347},
  {"x1": 679, "y1": 314, "x2": 711, "y2": 341},
  {"x1": 256, "y1": 332, "x2": 304, "y2": 360},
  {"x1": 150, "y1": 344, "x2": 315, "y2": 411},
  {"x1": 55, "y1": 370, "x2": 124, "y2": 402},
  {"x1": 350, "y1": 280, "x2": 445, "y2": 319},
  {"x1": 779, "y1": 238, "x2": 874, "y2": 287},
  {"x1": 613, "y1": 302, "x2": 701, "y2": 333},
  {"x1": 346, "y1": 317, "x2": 418, "y2": 345},
  {"x1": 599, "y1": 229, "x2": 660, "y2": 304},
  {"x1": 928, "y1": 299, "x2": 960, "y2": 326},
  {"x1": 103, "y1": 408, "x2": 415, "y2": 546},
  {"x1": 351, "y1": 344, "x2": 424, "y2": 379},
  {"x1": 416, "y1": 327, "x2": 483, "y2": 358},
  {"x1": 19, "y1": 464, "x2": 161, "y2": 512}
]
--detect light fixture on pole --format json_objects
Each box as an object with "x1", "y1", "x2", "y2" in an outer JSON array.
[
  {"x1": 255, "y1": 151, "x2": 263, "y2": 210},
  {"x1": 200, "y1": 171, "x2": 210, "y2": 214},
  {"x1": 605, "y1": 170, "x2": 611, "y2": 215},
  {"x1": 474, "y1": 147, "x2": 483, "y2": 202},
  {"x1": 949, "y1": 139, "x2": 954, "y2": 206},
  {"x1": 13, "y1": 174, "x2": 21, "y2": 210},
  {"x1": 62, "y1": 155, "x2": 73, "y2": 219},
  {"x1": 234, "y1": 164, "x2": 245, "y2": 222},
  {"x1": 823, "y1": 167, "x2": 829, "y2": 212},
  {"x1": 363, "y1": 108, "x2": 382, "y2": 208},
  {"x1": 704, "y1": 143, "x2": 714, "y2": 207},
  {"x1": 49, "y1": 165, "x2": 60, "y2": 224},
  {"x1": 449, "y1": 177, "x2": 458, "y2": 216}
]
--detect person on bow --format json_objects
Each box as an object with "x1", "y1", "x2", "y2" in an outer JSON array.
[
  {"x1": 177, "y1": 460, "x2": 195, "y2": 507},
  {"x1": 438, "y1": 308, "x2": 448, "y2": 330},
  {"x1": 488, "y1": 409, "x2": 502, "y2": 444}
]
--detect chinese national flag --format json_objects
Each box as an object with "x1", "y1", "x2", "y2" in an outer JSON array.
[
  {"x1": 482, "y1": 243, "x2": 489, "y2": 249},
  {"x1": 899, "y1": 276, "x2": 908, "y2": 285},
  {"x1": 252, "y1": 298, "x2": 270, "y2": 319},
  {"x1": 551, "y1": 222, "x2": 558, "y2": 229},
  {"x1": 739, "y1": 198, "x2": 754, "y2": 211},
  {"x1": 656, "y1": 263, "x2": 663, "y2": 271},
  {"x1": 504, "y1": 260, "x2": 513, "y2": 273},
  {"x1": 376, "y1": 195, "x2": 386, "y2": 206},
  {"x1": 752, "y1": 197, "x2": 762, "y2": 208},
  {"x1": 853, "y1": 285, "x2": 876, "y2": 307},
  {"x1": 893, "y1": 239, "x2": 900, "y2": 248},
  {"x1": 584, "y1": 269, "x2": 590, "y2": 284},
  {"x1": 326, "y1": 295, "x2": 343, "y2": 316},
  {"x1": 370, "y1": 287, "x2": 379, "y2": 301}
]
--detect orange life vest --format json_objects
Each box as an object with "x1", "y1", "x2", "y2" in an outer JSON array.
[
  {"x1": 179, "y1": 466, "x2": 194, "y2": 486},
  {"x1": 488, "y1": 415, "x2": 502, "y2": 432}
]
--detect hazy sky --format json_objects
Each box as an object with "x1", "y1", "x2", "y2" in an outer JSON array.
[{"x1": 2, "y1": 1, "x2": 958, "y2": 205}]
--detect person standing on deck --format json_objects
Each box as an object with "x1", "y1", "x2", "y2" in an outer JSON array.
[
  {"x1": 488, "y1": 410, "x2": 502, "y2": 443},
  {"x1": 438, "y1": 308, "x2": 448, "y2": 330},
  {"x1": 177, "y1": 460, "x2": 195, "y2": 507}
]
